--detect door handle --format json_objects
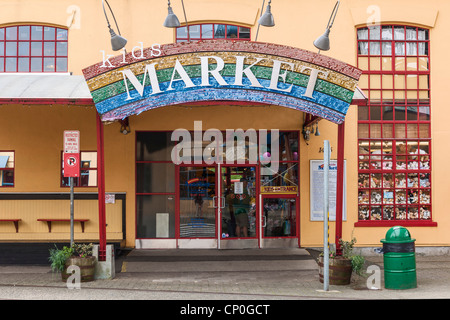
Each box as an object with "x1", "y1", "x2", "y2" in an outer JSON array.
[
  {"x1": 212, "y1": 196, "x2": 218, "y2": 208},
  {"x1": 262, "y1": 215, "x2": 267, "y2": 227},
  {"x1": 221, "y1": 196, "x2": 225, "y2": 208}
]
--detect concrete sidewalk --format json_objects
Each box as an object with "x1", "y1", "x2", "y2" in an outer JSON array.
[{"x1": 0, "y1": 248, "x2": 449, "y2": 300}]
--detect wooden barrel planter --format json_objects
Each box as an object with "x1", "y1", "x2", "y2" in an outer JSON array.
[
  {"x1": 318, "y1": 256, "x2": 352, "y2": 285},
  {"x1": 61, "y1": 256, "x2": 96, "y2": 282}
]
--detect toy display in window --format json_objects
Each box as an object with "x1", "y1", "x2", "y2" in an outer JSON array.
[
  {"x1": 396, "y1": 173, "x2": 406, "y2": 188},
  {"x1": 359, "y1": 206, "x2": 370, "y2": 220},
  {"x1": 408, "y1": 207, "x2": 419, "y2": 220},
  {"x1": 420, "y1": 206, "x2": 431, "y2": 220},
  {"x1": 420, "y1": 173, "x2": 430, "y2": 188},
  {"x1": 396, "y1": 207, "x2": 407, "y2": 220},
  {"x1": 371, "y1": 206, "x2": 382, "y2": 220},
  {"x1": 383, "y1": 206, "x2": 394, "y2": 220},
  {"x1": 396, "y1": 190, "x2": 406, "y2": 204},
  {"x1": 358, "y1": 190, "x2": 370, "y2": 204},
  {"x1": 408, "y1": 189, "x2": 419, "y2": 204},
  {"x1": 407, "y1": 173, "x2": 419, "y2": 188},
  {"x1": 396, "y1": 142, "x2": 410, "y2": 170},
  {"x1": 383, "y1": 174, "x2": 393, "y2": 188},
  {"x1": 371, "y1": 190, "x2": 382, "y2": 204},
  {"x1": 358, "y1": 174, "x2": 369, "y2": 188},
  {"x1": 409, "y1": 145, "x2": 430, "y2": 169},
  {"x1": 420, "y1": 190, "x2": 430, "y2": 204},
  {"x1": 383, "y1": 190, "x2": 394, "y2": 204},
  {"x1": 371, "y1": 173, "x2": 382, "y2": 188}
]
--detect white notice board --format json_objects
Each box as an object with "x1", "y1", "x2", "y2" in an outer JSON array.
[{"x1": 310, "y1": 160, "x2": 347, "y2": 221}]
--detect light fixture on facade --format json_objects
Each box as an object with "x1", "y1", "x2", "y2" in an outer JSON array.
[
  {"x1": 314, "y1": 0, "x2": 340, "y2": 52},
  {"x1": 163, "y1": 0, "x2": 180, "y2": 28},
  {"x1": 102, "y1": 0, "x2": 127, "y2": 51},
  {"x1": 315, "y1": 123, "x2": 320, "y2": 136},
  {"x1": 255, "y1": 0, "x2": 275, "y2": 41},
  {"x1": 259, "y1": 0, "x2": 275, "y2": 27},
  {"x1": 164, "y1": 0, "x2": 190, "y2": 42}
]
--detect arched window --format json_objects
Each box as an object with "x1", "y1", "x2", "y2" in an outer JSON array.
[
  {"x1": 0, "y1": 25, "x2": 68, "y2": 73},
  {"x1": 176, "y1": 23, "x2": 250, "y2": 42},
  {"x1": 356, "y1": 25, "x2": 432, "y2": 225}
]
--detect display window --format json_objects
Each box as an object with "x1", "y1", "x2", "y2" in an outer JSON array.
[
  {"x1": 0, "y1": 151, "x2": 14, "y2": 187},
  {"x1": 356, "y1": 25, "x2": 432, "y2": 225}
]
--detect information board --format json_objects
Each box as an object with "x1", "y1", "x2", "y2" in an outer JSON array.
[{"x1": 310, "y1": 160, "x2": 347, "y2": 221}]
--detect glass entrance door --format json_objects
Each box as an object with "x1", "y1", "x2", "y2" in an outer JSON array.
[
  {"x1": 219, "y1": 166, "x2": 258, "y2": 248},
  {"x1": 178, "y1": 166, "x2": 217, "y2": 246},
  {"x1": 261, "y1": 196, "x2": 298, "y2": 248}
]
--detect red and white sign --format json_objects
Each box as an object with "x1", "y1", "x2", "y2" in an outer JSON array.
[
  {"x1": 64, "y1": 153, "x2": 80, "y2": 178},
  {"x1": 63, "y1": 131, "x2": 80, "y2": 178},
  {"x1": 64, "y1": 130, "x2": 80, "y2": 154}
]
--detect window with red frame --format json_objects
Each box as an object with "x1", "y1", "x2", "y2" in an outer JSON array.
[
  {"x1": 61, "y1": 152, "x2": 97, "y2": 187},
  {"x1": 176, "y1": 23, "x2": 250, "y2": 42},
  {"x1": 356, "y1": 25, "x2": 432, "y2": 225},
  {"x1": 0, "y1": 25, "x2": 68, "y2": 73},
  {"x1": 0, "y1": 151, "x2": 14, "y2": 187}
]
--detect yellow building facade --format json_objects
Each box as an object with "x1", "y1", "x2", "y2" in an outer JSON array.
[{"x1": 0, "y1": 0, "x2": 448, "y2": 254}]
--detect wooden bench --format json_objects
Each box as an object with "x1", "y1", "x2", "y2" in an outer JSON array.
[
  {"x1": 37, "y1": 219, "x2": 89, "y2": 233},
  {"x1": 0, "y1": 219, "x2": 21, "y2": 233}
]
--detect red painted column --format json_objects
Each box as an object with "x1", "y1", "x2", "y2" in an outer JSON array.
[
  {"x1": 335, "y1": 122, "x2": 345, "y2": 256},
  {"x1": 96, "y1": 113, "x2": 107, "y2": 261}
]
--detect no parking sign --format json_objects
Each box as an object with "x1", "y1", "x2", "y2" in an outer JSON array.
[{"x1": 63, "y1": 131, "x2": 80, "y2": 178}]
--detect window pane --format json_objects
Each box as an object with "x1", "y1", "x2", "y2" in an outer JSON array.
[
  {"x1": 239, "y1": 27, "x2": 250, "y2": 39},
  {"x1": 30, "y1": 57, "x2": 42, "y2": 71},
  {"x1": 136, "y1": 195, "x2": 175, "y2": 238},
  {"x1": 56, "y1": 42, "x2": 67, "y2": 56},
  {"x1": 5, "y1": 42, "x2": 17, "y2": 56},
  {"x1": 79, "y1": 170, "x2": 97, "y2": 186},
  {"x1": 0, "y1": 58, "x2": 3, "y2": 72},
  {"x1": 18, "y1": 26, "x2": 30, "y2": 40},
  {"x1": 56, "y1": 57, "x2": 67, "y2": 72},
  {"x1": 5, "y1": 58, "x2": 16, "y2": 72},
  {"x1": 136, "y1": 132, "x2": 176, "y2": 161},
  {"x1": 0, "y1": 41, "x2": 4, "y2": 56},
  {"x1": 31, "y1": 26, "x2": 42, "y2": 40},
  {"x1": 31, "y1": 42, "x2": 42, "y2": 56},
  {"x1": 227, "y1": 25, "x2": 238, "y2": 39},
  {"x1": 136, "y1": 163, "x2": 175, "y2": 193},
  {"x1": 189, "y1": 25, "x2": 200, "y2": 38},
  {"x1": 57, "y1": 28, "x2": 68, "y2": 41},
  {"x1": 43, "y1": 57, "x2": 55, "y2": 71},
  {"x1": 201, "y1": 24, "x2": 213, "y2": 39},
  {"x1": 0, "y1": 28, "x2": 4, "y2": 40},
  {"x1": 176, "y1": 26, "x2": 187, "y2": 38},
  {"x1": 43, "y1": 26, "x2": 55, "y2": 40},
  {"x1": 214, "y1": 24, "x2": 226, "y2": 38},
  {"x1": 5, "y1": 27, "x2": 17, "y2": 40},
  {"x1": 18, "y1": 42, "x2": 29, "y2": 56},
  {"x1": 43, "y1": 42, "x2": 55, "y2": 56},
  {"x1": 18, "y1": 57, "x2": 29, "y2": 72}
]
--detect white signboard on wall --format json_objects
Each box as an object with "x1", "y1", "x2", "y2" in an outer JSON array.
[{"x1": 310, "y1": 160, "x2": 347, "y2": 221}]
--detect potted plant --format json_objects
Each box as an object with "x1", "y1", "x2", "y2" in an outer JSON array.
[
  {"x1": 318, "y1": 237, "x2": 365, "y2": 285},
  {"x1": 49, "y1": 243, "x2": 96, "y2": 282}
]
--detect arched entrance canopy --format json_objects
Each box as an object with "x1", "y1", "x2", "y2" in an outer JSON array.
[{"x1": 82, "y1": 40, "x2": 362, "y2": 124}]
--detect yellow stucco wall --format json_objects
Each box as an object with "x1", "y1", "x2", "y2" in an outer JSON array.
[{"x1": 1, "y1": 0, "x2": 450, "y2": 248}]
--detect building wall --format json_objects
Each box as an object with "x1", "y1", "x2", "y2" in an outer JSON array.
[{"x1": 1, "y1": 0, "x2": 450, "y2": 248}]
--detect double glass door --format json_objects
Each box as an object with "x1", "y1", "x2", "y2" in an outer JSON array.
[{"x1": 178, "y1": 165, "x2": 297, "y2": 248}]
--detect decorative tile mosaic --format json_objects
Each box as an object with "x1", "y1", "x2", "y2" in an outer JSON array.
[{"x1": 82, "y1": 40, "x2": 362, "y2": 124}]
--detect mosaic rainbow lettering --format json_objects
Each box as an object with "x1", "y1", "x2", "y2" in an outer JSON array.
[{"x1": 82, "y1": 40, "x2": 362, "y2": 123}]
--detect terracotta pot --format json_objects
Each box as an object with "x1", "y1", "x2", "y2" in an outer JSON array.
[
  {"x1": 318, "y1": 256, "x2": 352, "y2": 285},
  {"x1": 61, "y1": 256, "x2": 96, "y2": 283}
]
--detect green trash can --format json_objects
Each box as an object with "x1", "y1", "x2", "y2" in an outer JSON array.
[{"x1": 381, "y1": 226, "x2": 417, "y2": 290}]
